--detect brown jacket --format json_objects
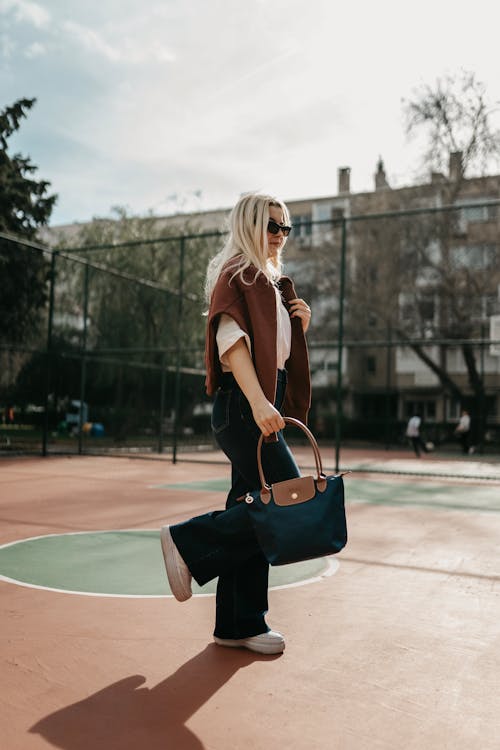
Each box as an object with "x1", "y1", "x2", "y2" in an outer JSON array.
[{"x1": 205, "y1": 262, "x2": 311, "y2": 423}]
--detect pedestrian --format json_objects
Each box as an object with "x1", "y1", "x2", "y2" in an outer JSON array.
[
  {"x1": 454, "y1": 409, "x2": 471, "y2": 454},
  {"x1": 405, "y1": 413, "x2": 428, "y2": 457},
  {"x1": 160, "y1": 192, "x2": 312, "y2": 655}
]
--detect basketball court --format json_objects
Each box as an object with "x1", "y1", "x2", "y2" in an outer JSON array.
[{"x1": 1, "y1": 448, "x2": 499, "y2": 749}]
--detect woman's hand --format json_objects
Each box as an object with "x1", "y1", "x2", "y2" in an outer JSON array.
[
  {"x1": 251, "y1": 399, "x2": 286, "y2": 437},
  {"x1": 224, "y1": 338, "x2": 285, "y2": 437},
  {"x1": 288, "y1": 298, "x2": 311, "y2": 333}
]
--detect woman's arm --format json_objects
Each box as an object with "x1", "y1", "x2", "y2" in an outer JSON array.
[{"x1": 224, "y1": 338, "x2": 285, "y2": 437}]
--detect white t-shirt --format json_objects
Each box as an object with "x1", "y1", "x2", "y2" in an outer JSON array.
[
  {"x1": 456, "y1": 414, "x2": 470, "y2": 433},
  {"x1": 406, "y1": 416, "x2": 421, "y2": 438},
  {"x1": 216, "y1": 286, "x2": 292, "y2": 371}
]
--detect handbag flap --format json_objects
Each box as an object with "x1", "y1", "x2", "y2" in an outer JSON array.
[{"x1": 271, "y1": 475, "x2": 316, "y2": 506}]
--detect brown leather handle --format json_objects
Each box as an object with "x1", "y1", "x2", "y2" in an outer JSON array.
[{"x1": 256, "y1": 417, "x2": 324, "y2": 490}]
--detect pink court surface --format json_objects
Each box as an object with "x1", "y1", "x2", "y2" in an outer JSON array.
[{"x1": 1, "y1": 447, "x2": 500, "y2": 750}]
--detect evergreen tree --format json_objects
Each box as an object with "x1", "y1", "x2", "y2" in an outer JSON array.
[{"x1": 0, "y1": 97, "x2": 57, "y2": 344}]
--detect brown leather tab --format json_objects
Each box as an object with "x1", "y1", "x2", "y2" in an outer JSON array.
[
  {"x1": 317, "y1": 475, "x2": 327, "y2": 492},
  {"x1": 260, "y1": 487, "x2": 271, "y2": 504},
  {"x1": 271, "y1": 475, "x2": 316, "y2": 506}
]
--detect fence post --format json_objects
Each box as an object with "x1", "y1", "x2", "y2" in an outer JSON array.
[
  {"x1": 158, "y1": 350, "x2": 166, "y2": 453},
  {"x1": 172, "y1": 237, "x2": 185, "y2": 464},
  {"x1": 42, "y1": 250, "x2": 57, "y2": 456},
  {"x1": 335, "y1": 218, "x2": 347, "y2": 474},
  {"x1": 78, "y1": 263, "x2": 90, "y2": 455},
  {"x1": 479, "y1": 322, "x2": 486, "y2": 455},
  {"x1": 384, "y1": 323, "x2": 392, "y2": 450}
]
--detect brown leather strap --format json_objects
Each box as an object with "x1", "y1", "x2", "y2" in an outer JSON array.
[{"x1": 256, "y1": 417, "x2": 324, "y2": 490}]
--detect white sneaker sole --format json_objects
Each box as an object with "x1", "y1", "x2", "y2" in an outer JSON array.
[
  {"x1": 213, "y1": 633, "x2": 285, "y2": 655},
  {"x1": 160, "y1": 526, "x2": 192, "y2": 602}
]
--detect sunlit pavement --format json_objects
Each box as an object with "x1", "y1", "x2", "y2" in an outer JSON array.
[{"x1": 1, "y1": 454, "x2": 499, "y2": 750}]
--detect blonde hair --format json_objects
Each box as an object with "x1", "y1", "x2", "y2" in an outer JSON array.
[{"x1": 204, "y1": 192, "x2": 290, "y2": 303}]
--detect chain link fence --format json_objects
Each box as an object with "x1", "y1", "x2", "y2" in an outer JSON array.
[{"x1": 1, "y1": 199, "x2": 500, "y2": 465}]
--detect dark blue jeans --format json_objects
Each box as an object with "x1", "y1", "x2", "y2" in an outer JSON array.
[{"x1": 170, "y1": 370, "x2": 300, "y2": 639}]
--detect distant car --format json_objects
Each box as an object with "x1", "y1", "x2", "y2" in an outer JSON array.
[{"x1": 65, "y1": 400, "x2": 88, "y2": 433}]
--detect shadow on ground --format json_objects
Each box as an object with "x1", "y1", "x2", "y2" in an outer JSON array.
[{"x1": 29, "y1": 644, "x2": 280, "y2": 750}]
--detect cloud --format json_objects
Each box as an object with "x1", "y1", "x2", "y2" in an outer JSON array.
[
  {"x1": 0, "y1": 33, "x2": 16, "y2": 59},
  {"x1": 61, "y1": 21, "x2": 122, "y2": 62},
  {"x1": 24, "y1": 40, "x2": 45, "y2": 58},
  {"x1": 61, "y1": 19, "x2": 175, "y2": 64},
  {"x1": 0, "y1": 0, "x2": 50, "y2": 28},
  {"x1": 3, "y1": 0, "x2": 500, "y2": 226}
]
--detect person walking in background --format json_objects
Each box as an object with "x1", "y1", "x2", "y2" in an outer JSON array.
[
  {"x1": 159, "y1": 192, "x2": 312, "y2": 655},
  {"x1": 455, "y1": 409, "x2": 471, "y2": 454},
  {"x1": 4, "y1": 405, "x2": 15, "y2": 424},
  {"x1": 405, "y1": 413, "x2": 428, "y2": 457}
]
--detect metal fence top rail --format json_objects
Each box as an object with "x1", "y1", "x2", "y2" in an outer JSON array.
[
  {"x1": 3, "y1": 197, "x2": 500, "y2": 258},
  {"x1": 0, "y1": 231, "x2": 200, "y2": 301},
  {"x1": 54, "y1": 197, "x2": 500, "y2": 251},
  {"x1": 3, "y1": 339, "x2": 500, "y2": 355},
  {"x1": 55, "y1": 229, "x2": 228, "y2": 253}
]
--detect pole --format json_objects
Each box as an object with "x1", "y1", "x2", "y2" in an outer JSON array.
[
  {"x1": 158, "y1": 350, "x2": 166, "y2": 453},
  {"x1": 78, "y1": 264, "x2": 90, "y2": 455},
  {"x1": 42, "y1": 251, "x2": 57, "y2": 456},
  {"x1": 384, "y1": 323, "x2": 392, "y2": 450},
  {"x1": 335, "y1": 218, "x2": 347, "y2": 474},
  {"x1": 172, "y1": 237, "x2": 185, "y2": 464},
  {"x1": 479, "y1": 321, "x2": 486, "y2": 455}
]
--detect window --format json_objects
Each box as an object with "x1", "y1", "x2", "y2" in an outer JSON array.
[
  {"x1": 313, "y1": 203, "x2": 335, "y2": 223},
  {"x1": 291, "y1": 213, "x2": 312, "y2": 238},
  {"x1": 452, "y1": 244, "x2": 499, "y2": 269},
  {"x1": 417, "y1": 293, "x2": 436, "y2": 323},
  {"x1": 365, "y1": 356, "x2": 376, "y2": 374},
  {"x1": 453, "y1": 200, "x2": 497, "y2": 235},
  {"x1": 405, "y1": 400, "x2": 436, "y2": 420},
  {"x1": 481, "y1": 295, "x2": 498, "y2": 318},
  {"x1": 460, "y1": 203, "x2": 497, "y2": 223}
]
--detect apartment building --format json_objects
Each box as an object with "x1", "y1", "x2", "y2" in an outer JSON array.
[
  {"x1": 44, "y1": 155, "x2": 500, "y2": 439},
  {"x1": 282, "y1": 156, "x2": 500, "y2": 438}
]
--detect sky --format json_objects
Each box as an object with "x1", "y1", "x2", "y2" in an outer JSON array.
[{"x1": 1, "y1": 0, "x2": 500, "y2": 226}]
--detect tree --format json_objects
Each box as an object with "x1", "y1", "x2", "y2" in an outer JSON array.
[
  {"x1": 394, "y1": 72, "x2": 500, "y2": 442},
  {"x1": 0, "y1": 98, "x2": 57, "y2": 346},
  {"x1": 404, "y1": 70, "x2": 500, "y2": 187},
  {"x1": 51, "y1": 208, "x2": 219, "y2": 440}
]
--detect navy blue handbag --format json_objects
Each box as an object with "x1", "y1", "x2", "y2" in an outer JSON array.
[{"x1": 239, "y1": 417, "x2": 348, "y2": 565}]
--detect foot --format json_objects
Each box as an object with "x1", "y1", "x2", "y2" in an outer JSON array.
[
  {"x1": 213, "y1": 630, "x2": 285, "y2": 655},
  {"x1": 160, "y1": 526, "x2": 192, "y2": 602}
]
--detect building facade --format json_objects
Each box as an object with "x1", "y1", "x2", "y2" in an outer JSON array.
[{"x1": 44, "y1": 155, "x2": 500, "y2": 443}]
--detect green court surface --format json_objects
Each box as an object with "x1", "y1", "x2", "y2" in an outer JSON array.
[
  {"x1": 155, "y1": 477, "x2": 500, "y2": 514},
  {"x1": 0, "y1": 531, "x2": 332, "y2": 597},
  {"x1": 2, "y1": 475, "x2": 497, "y2": 599}
]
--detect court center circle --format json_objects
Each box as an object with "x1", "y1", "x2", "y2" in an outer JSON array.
[{"x1": 0, "y1": 531, "x2": 338, "y2": 597}]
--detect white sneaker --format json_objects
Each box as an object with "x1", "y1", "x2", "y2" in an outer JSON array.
[
  {"x1": 160, "y1": 526, "x2": 192, "y2": 602},
  {"x1": 213, "y1": 630, "x2": 285, "y2": 655}
]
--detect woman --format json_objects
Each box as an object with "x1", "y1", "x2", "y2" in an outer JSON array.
[{"x1": 160, "y1": 192, "x2": 312, "y2": 655}]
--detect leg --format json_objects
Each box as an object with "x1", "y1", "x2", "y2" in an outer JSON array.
[
  {"x1": 214, "y1": 433, "x2": 300, "y2": 639},
  {"x1": 461, "y1": 432, "x2": 470, "y2": 454},
  {"x1": 419, "y1": 436, "x2": 428, "y2": 454},
  {"x1": 411, "y1": 437, "x2": 420, "y2": 457},
  {"x1": 169, "y1": 371, "x2": 300, "y2": 639}
]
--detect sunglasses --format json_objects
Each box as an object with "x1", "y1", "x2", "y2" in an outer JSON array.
[{"x1": 267, "y1": 219, "x2": 292, "y2": 237}]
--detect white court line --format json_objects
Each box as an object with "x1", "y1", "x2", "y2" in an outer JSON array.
[{"x1": 0, "y1": 531, "x2": 339, "y2": 599}]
